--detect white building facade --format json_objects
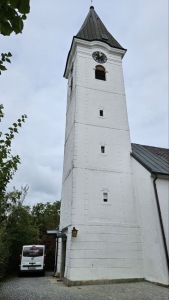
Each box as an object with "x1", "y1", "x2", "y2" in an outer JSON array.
[{"x1": 57, "y1": 6, "x2": 169, "y2": 286}]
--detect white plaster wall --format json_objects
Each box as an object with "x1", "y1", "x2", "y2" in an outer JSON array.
[
  {"x1": 60, "y1": 170, "x2": 73, "y2": 229},
  {"x1": 156, "y1": 178, "x2": 169, "y2": 253},
  {"x1": 71, "y1": 167, "x2": 138, "y2": 226},
  {"x1": 62, "y1": 126, "x2": 74, "y2": 181},
  {"x1": 73, "y1": 122, "x2": 132, "y2": 173},
  {"x1": 57, "y1": 239, "x2": 61, "y2": 273},
  {"x1": 59, "y1": 39, "x2": 144, "y2": 282},
  {"x1": 132, "y1": 158, "x2": 169, "y2": 285},
  {"x1": 65, "y1": 92, "x2": 76, "y2": 142},
  {"x1": 68, "y1": 224, "x2": 143, "y2": 281},
  {"x1": 76, "y1": 87, "x2": 129, "y2": 131}
]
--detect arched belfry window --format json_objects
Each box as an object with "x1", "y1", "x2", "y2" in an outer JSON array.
[{"x1": 95, "y1": 65, "x2": 106, "y2": 81}]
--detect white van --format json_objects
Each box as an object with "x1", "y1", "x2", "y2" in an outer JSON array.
[{"x1": 18, "y1": 245, "x2": 46, "y2": 276}]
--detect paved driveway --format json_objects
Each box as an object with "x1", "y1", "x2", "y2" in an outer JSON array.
[{"x1": 0, "y1": 272, "x2": 168, "y2": 300}]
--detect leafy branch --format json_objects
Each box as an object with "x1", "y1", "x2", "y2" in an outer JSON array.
[
  {"x1": 0, "y1": 104, "x2": 27, "y2": 201},
  {"x1": 0, "y1": 52, "x2": 12, "y2": 74},
  {"x1": 0, "y1": 0, "x2": 30, "y2": 73},
  {"x1": 0, "y1": 0, "x2": 30, "y2": 36}
]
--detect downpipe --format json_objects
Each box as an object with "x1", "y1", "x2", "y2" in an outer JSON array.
[{"x1": 153, "y1": 175, "x2": 169, "y2": 272}]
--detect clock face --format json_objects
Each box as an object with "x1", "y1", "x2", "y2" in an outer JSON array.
[{"x1": 92, "y1": 51, "x2": 107, "y2": 64}]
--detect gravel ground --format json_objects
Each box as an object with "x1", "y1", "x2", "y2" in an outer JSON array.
[{"x1": 0, "y1": 272, "x2": 168, "y2": 300}]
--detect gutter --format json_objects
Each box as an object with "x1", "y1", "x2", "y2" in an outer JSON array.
[{"x1": 153, "y1": 174, "x2": 169, "y2": 272}]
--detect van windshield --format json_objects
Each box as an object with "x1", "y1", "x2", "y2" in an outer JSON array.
[{"x1": 23, "y1": 246, "x2": 44, "y2": 257}]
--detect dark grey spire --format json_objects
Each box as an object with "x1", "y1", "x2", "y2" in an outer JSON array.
[{"x1": 75, "y1": 6, "x2": 125, "y2": 50}]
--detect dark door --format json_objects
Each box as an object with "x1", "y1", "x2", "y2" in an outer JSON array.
[{"x1": 60, "y1": 239, "x2": 66, "y2": 278}]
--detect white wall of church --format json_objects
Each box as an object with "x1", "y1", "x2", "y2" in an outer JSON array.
[
  {"x1": 132, "y1": 158, "x2": 169, "y2": 286},
  {"x1": 156, "y1": 178, "x2": 169, "y2": 252}
]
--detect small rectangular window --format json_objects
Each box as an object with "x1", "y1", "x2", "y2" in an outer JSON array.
[
  {"x1": 101, "y1": 146, "x2": 105, "y2": 153},
  {"x1": 100, "y1": 110, "x2": 103, "y2": 117},
  {"x1": 103, "y1": 192, "x2": 108, "y2": 202}
]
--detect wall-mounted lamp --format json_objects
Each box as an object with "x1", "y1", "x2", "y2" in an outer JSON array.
[{"x1": 72, "y1": 227, "x2": 78, "y2": 237}]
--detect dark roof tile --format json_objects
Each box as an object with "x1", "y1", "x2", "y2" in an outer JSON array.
[{"x1": 76, "y1": 6, "x2": 125, "y2": 50}]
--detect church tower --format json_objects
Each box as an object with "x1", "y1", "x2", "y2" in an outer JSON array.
[{"x1": 57, "y1": 6, "x2": 144, "y2": 285}]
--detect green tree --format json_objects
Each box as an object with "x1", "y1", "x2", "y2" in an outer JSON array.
[
  {"x1": 0, "y1": 1, "x2": 30, "y2": 279},
  {"x1": 31, "y1": 201, "x2": 60, "y2": 270},
  {"x1": 7, "y1": 204, "x2": 39, "y2": 271},
  {"x1": 0, "y1": 104, "x2": 27, "y2": 218},
  {"x1": 0, "y1": 186, "x2": 39, "y2": 278},
  {"x1": 0, "y1": 0, "x2": 30, "y2": 73}
]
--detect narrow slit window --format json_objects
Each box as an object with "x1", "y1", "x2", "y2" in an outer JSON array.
[
  {"x1": 70, "y1": 77, "x2": 73, "y2": 92},
  {"x1": 100, "y1": 110, "x2": 103, "y2": 117},
  {"x1": 103, "y1": 192, "x2": 108, "y2": 202},
  {"x1": 71, "y1": 62, "x2": 74, "y2": 74},
  {"x1": 101, "y1": 146, "x2": 105, "y2": 153},
  {"x1": 95, "y1": 65, "x2": 106, "y2": 81}
]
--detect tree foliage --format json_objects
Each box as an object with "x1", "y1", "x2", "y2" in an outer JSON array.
[
  {"x1": 0, "y1": 0, "x2": 30, "y2": 73},
  {"x1": 0, "y1": 105, "x2": 27, "y2": 279},
  {"x1": 0, "y1": 104, "x2": 27, "y2": 207},
  {"x1": 0, "y1": 0, "x2": 30, "y2": 36},
  {"x1": 0, "y1": 52, "x2": 12, "y2": 74},
  {"x1": 0, "y1": 192, "x2": 60, "y2": 279},
  {"x1": 0, "y1": 186, "x2": 39, "y2": 278},
  {"x1": 31, "y1": 201, "x2": 60, "y2": 270}
]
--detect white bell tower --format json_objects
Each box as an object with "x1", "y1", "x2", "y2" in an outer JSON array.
[{"x1": 57, "y1": 6, "x2": 144, "y2": 285}]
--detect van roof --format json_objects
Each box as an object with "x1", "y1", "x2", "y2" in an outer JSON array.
[{"x1": 22, "y1": 245, "x2": 45, "y2": 247}]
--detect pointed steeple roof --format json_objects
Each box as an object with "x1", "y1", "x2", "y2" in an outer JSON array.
[
  {"x1": 64, "y1": 6, "x2": 126, "y2": 77},
  {"x1": 75, "y1": 6, "x2": 125, "y2": 50}
]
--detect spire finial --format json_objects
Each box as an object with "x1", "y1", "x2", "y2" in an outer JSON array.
[{"x1": 90, "y1": 0, "x2": 94, "y2": 9}]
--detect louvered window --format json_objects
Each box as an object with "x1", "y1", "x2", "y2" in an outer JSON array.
[{"x1": 95, "y1": 65, "x2": 106, "y2": 81}]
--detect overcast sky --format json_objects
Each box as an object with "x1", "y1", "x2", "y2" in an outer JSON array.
[{"x1": 0, "y1": 0, "x2": 168, "y2": 206}]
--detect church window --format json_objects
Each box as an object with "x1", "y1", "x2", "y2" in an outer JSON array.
[
  {"x1": 70, "y1": 77, "x2": 73, "y2": 92},
  {"x1": 95, "y1": 65, "x2": 106, "y2": 81},
  {"x1": 100, "y1": 110, "x2": 103, "y2": 117},
  {"x1": 103, "y1": 192, "x2": 108, "y2": 202},
  {"x1": 101, "y1": 146, "x2": 105, "y2": 153},
  {"x1": 71, "y1": 62, "x2": 74, "y2": 74}
]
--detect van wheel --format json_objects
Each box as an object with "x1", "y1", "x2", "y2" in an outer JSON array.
[
  {"x1": 41, "y1": 269, "x2": 45, "y2": 276},
  {"x1": 18, "y1": 271, "x2": 22, "y2": 277}
]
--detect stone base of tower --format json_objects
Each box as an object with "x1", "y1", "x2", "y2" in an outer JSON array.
[{"x1": 63, "y1": 277, "x2": 144, "y2": 287}]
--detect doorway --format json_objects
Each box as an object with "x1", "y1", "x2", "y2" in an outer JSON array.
[{"x1": 60, "y1": 238, "x2": 66, "y2": 278}]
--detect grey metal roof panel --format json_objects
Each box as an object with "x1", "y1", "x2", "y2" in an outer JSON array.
[
  {"x1": 76, "y1": 6, "x2": 125, "y2": 50},
  {"x1": 142, "y1": 145, "x2": 169, "y2": 163},
  {"x1": 131, "y1": 143, "x2": 169, "y2": 175}
]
